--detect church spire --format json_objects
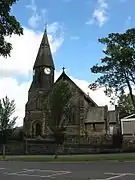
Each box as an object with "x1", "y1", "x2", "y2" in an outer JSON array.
[
  {"x1": 29, "y1": 26, "x2": 55, "y2": 90},
  {"x1": 33, "y1": 27, "x2": 55, "y2": 69}
]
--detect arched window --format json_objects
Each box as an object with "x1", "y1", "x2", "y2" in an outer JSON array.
[{"x1": 36, "y1": 123, "x2": 42, "y2": 136}]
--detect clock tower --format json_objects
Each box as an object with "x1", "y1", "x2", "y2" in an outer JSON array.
[
  {"x1": 23, "y1": 28, "x2": 55, "y2": 138},
  {"x1": 30, "y1": 28, "x2": 55, "y2": 90}
]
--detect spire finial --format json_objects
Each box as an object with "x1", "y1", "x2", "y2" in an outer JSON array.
[
  {"x1": 62, "y1": 67, "x2": 65, "y2": 73},
  {"x1": 45, "y1": 23, "x2": 48, "y2": 33}
]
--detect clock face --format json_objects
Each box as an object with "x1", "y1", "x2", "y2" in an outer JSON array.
[{"x1": 44, "y1": 67, "x2": 51, "y2": 75}]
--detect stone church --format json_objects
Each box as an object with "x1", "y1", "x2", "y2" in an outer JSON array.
[{"x1": 23, "y1": 28, "x2": 119, "y2": 140}]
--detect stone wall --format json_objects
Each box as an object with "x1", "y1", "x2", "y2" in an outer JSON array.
[
  {"x1": 3, "y1": 134, "x2": 135, "y2": 155},
  {"x1": 0, "y1": 141, "x2": 24, "y2": 155},
  {"x1": 65, "y1": 134, "x2": 113, "y2": 149},
  {"x1": 24, "y1": 135, "x2": 134, "y2": 155},
  {"x1": 26, "y1": 140, "x2": 55, "y2": 155},
  {"x1": 24, "y1": 135, "x2": 114, "y2": 155},
  {"x1": 0, "y1": 134, "x2": 113, "y2": 155}
]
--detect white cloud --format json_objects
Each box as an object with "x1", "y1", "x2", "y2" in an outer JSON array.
[
  {"x1": 0, "y1": 23, "x2": 64, "y2": 77},
  {"x1": 86, "y1": 0, "x2": 108, "y2": 27},
  {"x1": 0, "y1": 25, "x2": 113, "y2": 127},
  {"x1": 47, "y1": 22, "x2": 61, "y2": 34},
  {"x1": 26, "y1": 0, "x2": 37, "y2": 12},
  {"x1": 28, "y1": 13, "x2": 41, "y2": 29},
  {"x1": 26, "y1": 0, "x2": 47, "y2": 29},
  {"x1": 125, "y1": 16, "x2": 132, "y2": 29},
  {"x1": 69, "y1": 75, "x2": 113, "y2": 109},
  {"x1": 0, "y1": 78, "x2": 30, "y2": 126}
]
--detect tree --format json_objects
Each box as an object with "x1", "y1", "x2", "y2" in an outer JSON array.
[
  {"x1": 0, "y1": 96, "x2": 17, "y2": 159},
  {"x1": 44, "y1": 80, "x2": 75, "y2": 158},
  {"x1": 89, "y1": 28, "x2": 135, "y2": 108},
  {"x1": 0, "y1": 0, "x2": 23, "y2": 57},
  {"x1": 9, "y1": 126, "x2": 24, "y2": 141},
  {"x1": 118, "y1": 94, "x2": 135, "y2": 119}
]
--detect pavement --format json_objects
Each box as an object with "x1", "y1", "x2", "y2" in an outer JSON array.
[{"x1": 0, "y1": 161, "x2": 135, "y2": 179}]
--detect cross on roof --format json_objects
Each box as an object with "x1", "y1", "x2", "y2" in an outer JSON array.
[{"x1": 62, "y1": 67, "x2": 65, "y2": 73}]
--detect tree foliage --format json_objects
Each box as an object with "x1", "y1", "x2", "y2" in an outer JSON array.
[
  {"x1": 89, "y1": 28, "x2": 135, "y2": 107},
  {"x1": 44, "y1": 80, "x2": 75, "y2": 145},
  {"x1": 9, "y1": 126, "x2": 24, "y2": 141},
  {"x1": 118, "y1": 94, "x2": 135, "y2": 119},
  {"x1": 0, "y1": 96, "x2": 17, "y2": 158},
  {"x1": 0, "y1": 0, "x2": 23, "y2": 57}
]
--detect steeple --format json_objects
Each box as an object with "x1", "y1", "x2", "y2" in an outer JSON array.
[
  {"x1": 29, "y1": 27, "x2": 55, "y2": 90},
  {"x1": 33, "y1": 28, "x2": 55, "y2": 69}
]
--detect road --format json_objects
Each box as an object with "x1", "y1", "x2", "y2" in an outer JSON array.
[{"x1": 0, "y1": 161, "x2": 135, "y2": 179}]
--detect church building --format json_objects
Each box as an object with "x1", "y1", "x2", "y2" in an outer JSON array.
[{"x1": 23, "y1": 28, "x2": 119, "y2": 140}]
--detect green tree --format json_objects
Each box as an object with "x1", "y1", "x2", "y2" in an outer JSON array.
[
  {"x1": 9, "y1": 126, "x2": 24, "y2": 141},
  {"x1": 0, "y1": 96, "x2": 17, "y2": 159},
  {"x1": 44, "y1": 80, "x2": 75, "y2": 158},
  {"x1": 89, "y1": 28, "x2": 135, "y2": 108},
  {"x1": 0, "y1": 0, "x2": 23, "y2": 57},
  {"x1": 118, "y1": 94, "x2": 135, "y2": 119}
]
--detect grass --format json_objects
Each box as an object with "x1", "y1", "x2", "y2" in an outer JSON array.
[{"x1": 0, "y1": 154, "x2": 135, "y2": 162}]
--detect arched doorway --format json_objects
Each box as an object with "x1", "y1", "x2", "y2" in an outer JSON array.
[{"x1": 35, "y1": 123, "x2": 42, "y2": 136}]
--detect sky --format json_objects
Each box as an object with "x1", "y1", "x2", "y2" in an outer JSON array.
[{"x1": 0, "y1": 0, "x2": 135, "y2": 126}]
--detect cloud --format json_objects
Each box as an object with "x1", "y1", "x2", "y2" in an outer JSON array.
[
  {"x1": 86, "y1": 0, "x2": 108, "y2": 27},
  {"x1": 0, "y1": 25, "x2": 113, "y2": 127},
  {"x1": 0, "y1": 23, "x2": 64, "y2": 77},
  {"x1": 68, "y1": 75, "x2": 113, "y2": 109},
  {"x1": 26, "y1": 0, "x2": 37, "y2": 12},
  {"x1": 28, "y1": 13, "x2": 41, "y2": 29},
  {"x1": 0, "y1": 77, "x2": 30, "y2": 126},
  {"x1": 125, "y1": 16, "x2": 132, "y2": 29},
  {"x1": 26, "y1": 0, "x2": 47, "y2": 29}
]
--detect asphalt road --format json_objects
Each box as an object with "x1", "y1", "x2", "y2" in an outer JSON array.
[{"x1": 0, "y1": 161, "x2": 135, "y2": 180}]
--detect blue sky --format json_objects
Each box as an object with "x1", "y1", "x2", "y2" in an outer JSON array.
[{"x1": 11, "y1": 0, "x2": 135, "y2": 82}]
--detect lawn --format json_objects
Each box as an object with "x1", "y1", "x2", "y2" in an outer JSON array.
[{"x1": 0, "y1": 154, "x2": 135, "y2": 162}]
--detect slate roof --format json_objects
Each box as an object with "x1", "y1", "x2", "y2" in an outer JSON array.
[{"x1": 33, "y1": 29, "x2": 55, "y2": 69}]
